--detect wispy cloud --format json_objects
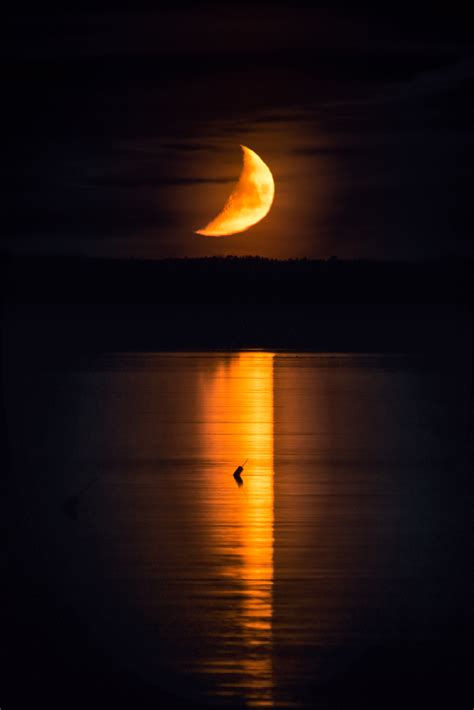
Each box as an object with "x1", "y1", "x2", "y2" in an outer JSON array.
[
  {"x1": 292, "y1": 146, "x2": 366, "y2": 156},
  {"x1": 162, "y1": 142, "x2": 223, "y2": 154},
  {"x1": 80, "y1": 175, "x2": 235, "y2": 188}
]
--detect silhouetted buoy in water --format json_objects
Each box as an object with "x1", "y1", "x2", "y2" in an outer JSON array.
[
  {"x1": 233, "y1": 459, "x2": 248, "y2": 487},
  {"x1": 63, "y1": 476, "x2": 98, "y2": 521}
]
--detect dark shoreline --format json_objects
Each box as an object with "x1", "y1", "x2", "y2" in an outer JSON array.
[
  {"x1": 2, "y1": 254, "x2": 473, "y2": 305},
  {"x1": 2, "y1": 255, "x2": 472, "y2": 357},
  {"x1": 3, "y1": 302, "x2": 472, "y2": 361}
]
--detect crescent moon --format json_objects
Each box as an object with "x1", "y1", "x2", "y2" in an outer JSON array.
[{"x1": 196, "y1": 145, "x2": 275, "y2": 237}]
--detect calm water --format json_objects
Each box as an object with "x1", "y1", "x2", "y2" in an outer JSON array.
[{"x1": 5, "y1": 352, "x2": 472, "y2": 708}]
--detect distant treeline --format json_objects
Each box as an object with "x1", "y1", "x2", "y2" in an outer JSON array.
[{"x1": 2, "y1": 254, "x2": 473, "y2": 305}]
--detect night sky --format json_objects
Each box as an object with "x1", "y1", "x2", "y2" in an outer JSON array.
[{"x1": 4, "y1": 4, "x2": 474, "y2": 259}]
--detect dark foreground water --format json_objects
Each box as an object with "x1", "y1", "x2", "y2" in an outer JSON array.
[{"x1": 3, "y1": 352, "x2": 472, "y2": 709}]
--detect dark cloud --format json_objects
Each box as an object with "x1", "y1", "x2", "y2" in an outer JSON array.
[
  {"x1": 162, "y1": 142, "x2": 223, "y2": 154},
  {"x1": 4, "y1": 5, "x2": 472, "y2": 61},
  {"x1": 293, "y1": 146, "x2": 368, "y2": 156},
  {"x1": 81, "y1": 176, "x2": 235, "y2": 187}
]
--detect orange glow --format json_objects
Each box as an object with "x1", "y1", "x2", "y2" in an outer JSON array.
[
  {"x1": 195, "y1": 146, "x2": 275, "y2": 236},
  {"x1": 198, "y1": 353, "x2": 275, "y2": 707}
]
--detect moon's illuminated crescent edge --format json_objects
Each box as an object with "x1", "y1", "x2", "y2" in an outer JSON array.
[{"x1": 195, "y1": 145, "x2": 275, "y2": 237}]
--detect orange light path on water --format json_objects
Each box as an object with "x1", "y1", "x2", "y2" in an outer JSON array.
[{"x1": 198, "y1": 352, "x2": 274, "y2": 707}]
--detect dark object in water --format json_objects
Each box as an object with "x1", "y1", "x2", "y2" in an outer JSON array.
[
  {"x1": 63, "y1": 496, "x2": 79, "y2": 521},
  {"x1": 233, "y1": 459, "x2": 248, "y2": 486},
  {"x1": 63, "y1": 477, "x2": 98, "y2": 521}
]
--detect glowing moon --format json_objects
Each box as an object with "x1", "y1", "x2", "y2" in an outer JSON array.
[{"x1": 196, "y1": 145, "x2": 275, "y2": 237}]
